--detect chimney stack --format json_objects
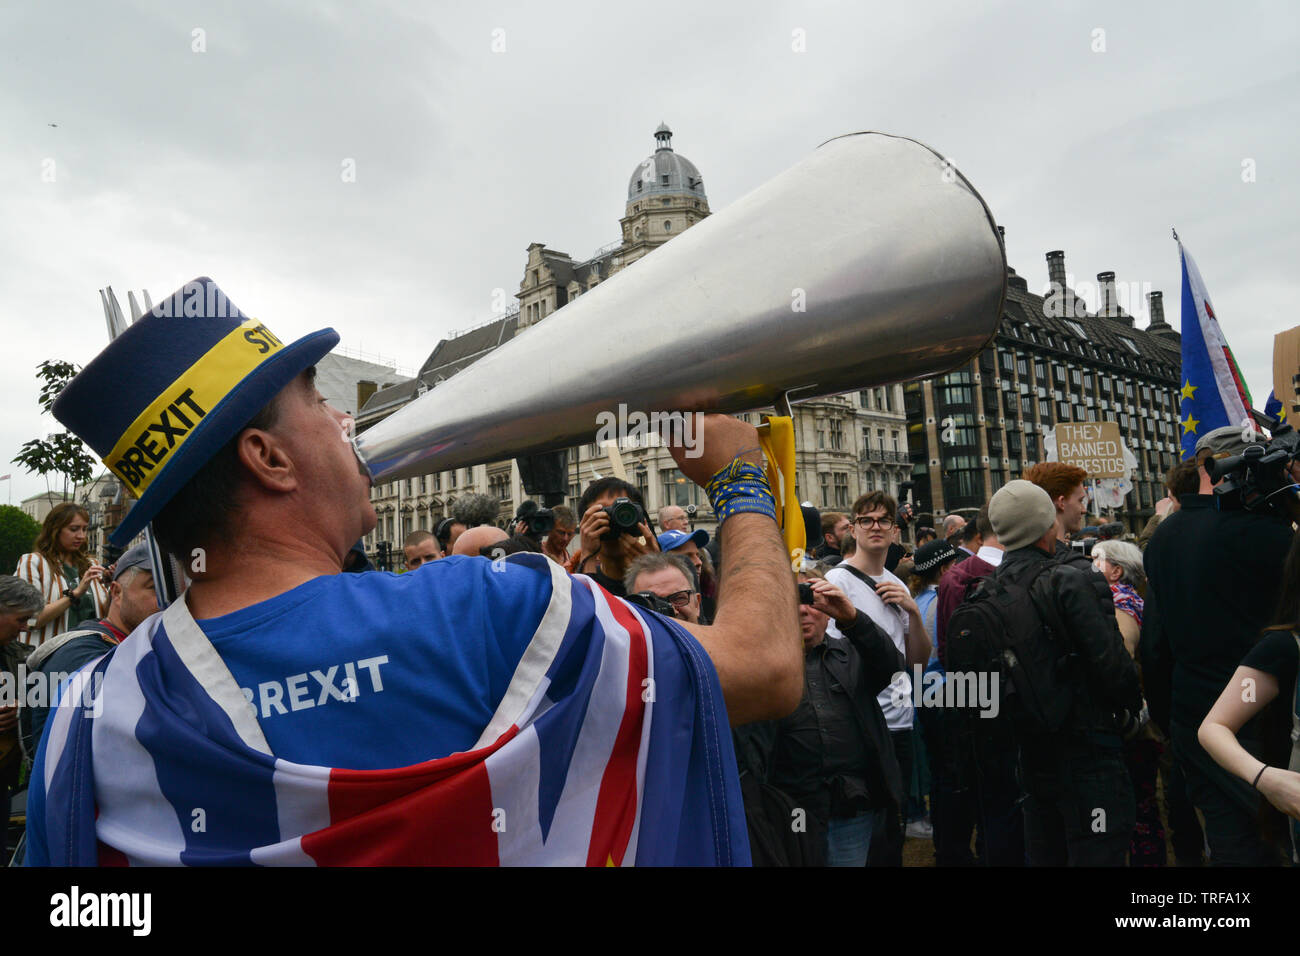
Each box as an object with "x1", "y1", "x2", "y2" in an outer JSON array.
[
  {"x1": 1146, "y1": 290, "x2": 1179, "y2": 340},
  {"x1": 1147, "y1": 291, "x2": 1165, "y2": 327},
  {"x1": 1097, "y1": 271, "x2": 1117, "y2": 317},
  {"x1": 1046, "y1": 250, "x2": 1067, "y2": 294}
]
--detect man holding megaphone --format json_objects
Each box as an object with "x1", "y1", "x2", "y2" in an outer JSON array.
[{"x1": 28, "y1": 278, "x2": 801, "y2": 867}]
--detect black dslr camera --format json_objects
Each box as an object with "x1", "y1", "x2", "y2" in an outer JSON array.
[
  {"x1": 514, "y1": 499, "x2": 556, "y2": 540},
  {"x1": 1207, "y1": 420, "x2": 1300, "y2": 522},
  {"x1": 600, "y1": 497, "x2": 647, "y2": 541},
  {"x1": 625, "y1": 591, "x2": 677, "y2": 618}
]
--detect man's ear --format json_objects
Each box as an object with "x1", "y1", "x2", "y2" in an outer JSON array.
[
  {"x1": 236, "y1": 427, "x2": 297, "y2": 492},
  {"x1": 109, "y1": 581, "x2": 123, "y2": 604}
]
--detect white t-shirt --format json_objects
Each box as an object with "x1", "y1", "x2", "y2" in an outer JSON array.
[{"x1": 825, "y1": 564, "x2": 913, "y2": 730}]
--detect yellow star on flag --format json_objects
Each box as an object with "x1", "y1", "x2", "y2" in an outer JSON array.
[
  {"x1": 1180, "y1": 414, "x2": 1200, "y2": 435},
  {"x1": 1180, "y1": 380, "x2": 1198, "y2": 402}
]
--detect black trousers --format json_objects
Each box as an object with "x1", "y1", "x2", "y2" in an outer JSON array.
[
  {"x1": 1019, "y1": 736, "x2": 1135, "y2": 867},
  {"x1": 866, "y1": 728, "x2": 911, "y2": 866},
  {"x1": 1171, "y1": 721, "x2": 1282, "y2": 867},
  {"x1": 918, "y1": 707, "x2": 979, "y2": 865}
]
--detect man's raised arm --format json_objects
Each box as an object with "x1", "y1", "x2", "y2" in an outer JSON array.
[{"x1": 665, "y1": 415, "x2": 802, "y2": 725}]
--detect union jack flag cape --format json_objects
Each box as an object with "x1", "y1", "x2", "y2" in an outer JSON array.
[{"x1": 27, "y1": 555, "x2": 750, "y2": 865}]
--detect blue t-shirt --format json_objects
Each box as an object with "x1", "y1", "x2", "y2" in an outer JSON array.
[
  {"x1": 194, "y1": 555, "x2": 552, "y2": 770},
  {"x1": 915, "y1": 586, "x2": 940, "y2": 669}
]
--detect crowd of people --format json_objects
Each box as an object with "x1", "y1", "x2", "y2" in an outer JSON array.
[
  {"x1": 6, "y1": 413, "x2": 1298, "y2": 868},
  {"x1": 4, "y1": 285, "x2": 1299, "y2": 867}
]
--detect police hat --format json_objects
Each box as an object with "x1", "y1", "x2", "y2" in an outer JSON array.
[{"x1": 52, "y1": 278, "x2": 339, "y2": 547}]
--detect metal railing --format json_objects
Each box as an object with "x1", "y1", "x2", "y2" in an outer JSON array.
[{"x1": 860, "y1": 448, "x2": 909, "y2": 464}]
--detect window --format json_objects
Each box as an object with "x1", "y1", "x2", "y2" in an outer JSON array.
[
  {"x1": 664, "y1": 220, "x2": 672, "y2": 232},
  {"x1": 1038, "y1": 398, "x2": 1051, "y2": 418},
  {"x1": 1065, "y1": 320, "x2": 1087, "y2": 338},
  {"x1": 830, "y1": 419, "x2": 844, "y2": 450},
  {"x1": 820, "y1": 473, "x2": 830, "y2": 507},
  {"x1": 939, "y1": 385, "x2": 974, "y2": 408},
  {"x1": 1119, "y1": 337, "x2": 1140, "y2": 355},
  {"x1": 859, "y1": 390, "x2": 870, "y2": 407},
  {"x1": 892, "y1": 432, "x2": 900, "y2": 453},
  {"x1": 1017, "y1": 355, "x2": 1028, "y2": 377},
  {"x1": 1001, "y1": 352, "x2": 1014, "y2": 373},
  {"x1": 1071, "y1": 369, "x2": 1082, "y2": 387},
  {"x1": 662, "y1": 468, "x2": 701, "y2": 507},
  {"x1": 834, "y1": 473, "x2": 850, "y2": 507},
  {"x1": 1034, "y1": 360, "x2": 1046, "y2": 383}
]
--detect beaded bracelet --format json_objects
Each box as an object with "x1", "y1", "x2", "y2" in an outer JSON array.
[{"x1": 704, "y1": 459, "x2": 777, "y2": 524}]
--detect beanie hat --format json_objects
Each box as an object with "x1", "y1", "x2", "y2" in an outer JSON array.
[{"x1": 989, "y1": 479, "x2": 1057, "y2": 551}]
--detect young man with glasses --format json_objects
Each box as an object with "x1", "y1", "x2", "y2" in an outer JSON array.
[
  {"x1": 825, "y1": 491, "x2": 932, "y2": 864},
  {"x1": 624, "y1": 553, "x2": 702, "y2": 625}
]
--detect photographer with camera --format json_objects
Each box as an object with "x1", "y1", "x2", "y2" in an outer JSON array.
[
  {"x1": 569, "y1": 478, "x2": 658, "y2": 596},
  {"x1": 760, "y1": 567, "x2": 907, "y2": 866},
  {"x1": 624, "y1": 553, "x2": 701, "y2": 624},
  {"x1": 1143, "y1": 424, "x2": 1295, "y2": 866},
  {"x1": 825, "y1": 490, "x2": 932, "y2": 864}
]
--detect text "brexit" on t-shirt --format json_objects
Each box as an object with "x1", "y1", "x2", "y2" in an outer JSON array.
[{"x1": 239, "y1": 656, "x2": 390, "y2": 720}]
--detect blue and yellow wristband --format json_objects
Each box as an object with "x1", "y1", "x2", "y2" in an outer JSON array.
[{"x1": 705, "y1": 458, "x2": 777, "y2": 524}]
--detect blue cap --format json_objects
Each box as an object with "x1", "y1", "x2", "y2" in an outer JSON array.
[{"x1": 656, "y1": 528, "x2": 709, "y2": 553}]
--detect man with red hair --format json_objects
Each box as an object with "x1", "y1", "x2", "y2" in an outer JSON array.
[{"x1": 1023, "y1": 462, "x2": 1092, "y2": 571}]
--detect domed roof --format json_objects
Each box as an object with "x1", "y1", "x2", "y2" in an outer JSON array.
[{"x1": 626, "y1": 123, "x2": 707, "y2": 202}]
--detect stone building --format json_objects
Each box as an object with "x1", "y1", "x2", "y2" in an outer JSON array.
[
  {"x1": 905, "y1": 236, "x2": 1184, "y2": 531},
  {"x1": 356, "y1": 125, "x2": 914, "y2": 557}
]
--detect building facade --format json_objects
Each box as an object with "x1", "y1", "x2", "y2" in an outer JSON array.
[
  {"x1": 19, "y1": 491, "x2": 71, "y2": 525},
  {"x1": 905, "y1": 240, "x2": 1184, "y2": 530},
  {"x1": 357, "y1": 125, "x2": 914, "y2": 557}
]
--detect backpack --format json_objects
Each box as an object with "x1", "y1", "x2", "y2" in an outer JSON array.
[{"x1": 945, "y1": 561, "x2": 1075, "y2": 734}]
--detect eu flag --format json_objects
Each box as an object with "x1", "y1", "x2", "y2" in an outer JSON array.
[{"x1": 1177, "y1": 237, "x2": 1252, "y2": 459}]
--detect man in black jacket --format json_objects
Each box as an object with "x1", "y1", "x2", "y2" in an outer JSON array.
[
  {"x1": 1142, "y1": 425, "x2": 1294, "y2": 866},
  {"x1": 987, "y1": 480, "x2": 1144, "y2": 866},
  {"x1": 762, "y1": 567, "x2": 929, "y2": 866}
]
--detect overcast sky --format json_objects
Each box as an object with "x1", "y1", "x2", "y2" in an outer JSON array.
[{"x1": 2, "y1": 0, "x2": 1296, "y2": 505}]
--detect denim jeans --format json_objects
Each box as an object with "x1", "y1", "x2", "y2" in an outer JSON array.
[{"x1": 824, "y1": 811, "x2": 879, "y2": 867}]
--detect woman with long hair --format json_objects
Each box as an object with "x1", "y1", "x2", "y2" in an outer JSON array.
[
  {"x1": 1199, "y1": 529, "x2": 1300, "y2": 864},
  {"x1": 13, "y1": 501, "x2": 108, "y2": 648}
]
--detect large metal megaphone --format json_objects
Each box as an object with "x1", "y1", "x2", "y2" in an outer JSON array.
[{"x1": 357, "y1": 132, "x2": 1006, "y2": 482}]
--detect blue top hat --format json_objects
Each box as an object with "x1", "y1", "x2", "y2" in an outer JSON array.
[{"x1": 52, "y1": 277, "x2": 339, "y2": 547}]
